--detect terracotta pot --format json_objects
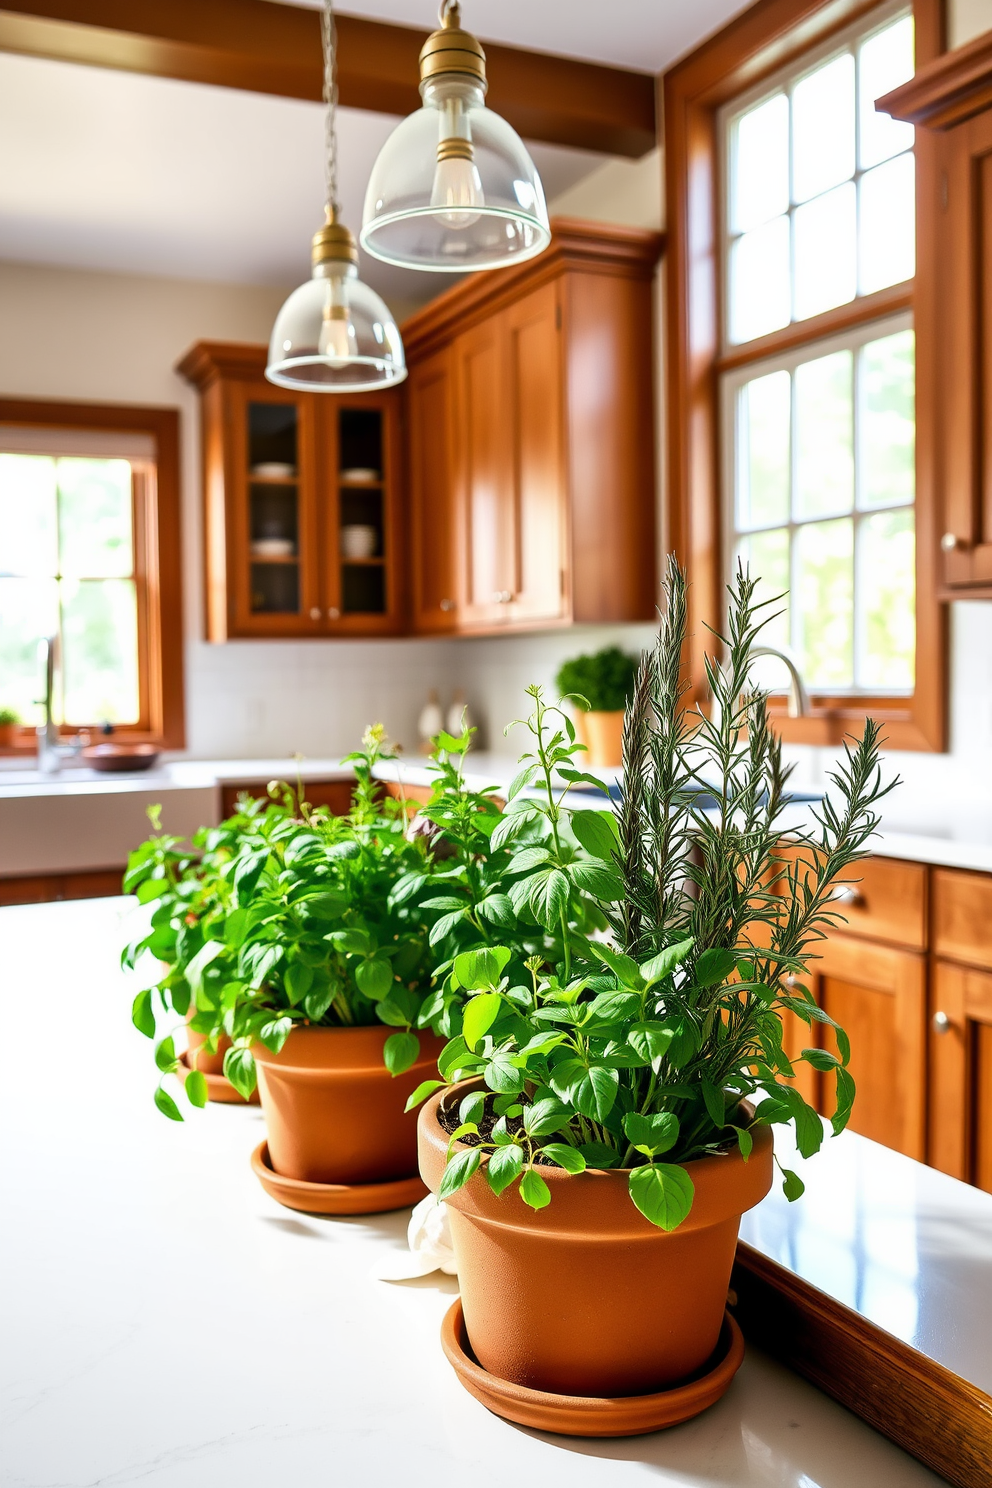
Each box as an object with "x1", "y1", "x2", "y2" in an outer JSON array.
[
  {"x1": 583, "y1": 709, "x2": 625, "y2": 768},
  {"x1": 185, "y1": 1018, "x2": 228, "y2": 1077},
  {"x1": 255, "y1": 1025, "x2": 445, "y2": 1186},
  {"x1": 419, "y1": 1085, "x2": 773, "y2": 1397},
  {"x1": 0, "y1": 723, "x2": 17, "y2": 749}
]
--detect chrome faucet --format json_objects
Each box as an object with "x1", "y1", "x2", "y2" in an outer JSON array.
[
  {"x1": 711, "y1": 643, "x2": 811, "y2": 727},
  {"x1": 36, "y1": 637, "x2": 86, "y2": 774},
  {"x1": 749, "y1": 644, "x2": 811, "y2": 718}
]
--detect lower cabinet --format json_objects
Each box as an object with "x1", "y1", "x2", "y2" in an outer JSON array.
[
  {"x1": 929, "y1": 960, "x2": 992, "y2": 1193},
  {"x1": 219, "y1": 778, "x2": 354, "y2": 819},
  {"x1": 812, "y1": 934, "x2": 927, "y2": 1161}
]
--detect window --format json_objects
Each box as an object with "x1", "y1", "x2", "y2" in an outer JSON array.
[
  {"x1": 0, "y1": 402, "x2": 184, "y2": 748},
  {"x1": 722, "y1": 9, "x2": 917, "y2": 699},
  {"x1": 726, "y1": 13, "x2": 916, "y2": 345},
  {"x1": 725, "y1": 319, "x2": 916, "y2": 695}
]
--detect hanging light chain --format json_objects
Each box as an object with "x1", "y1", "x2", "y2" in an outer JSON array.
[{"x1": 322, "y1": 0, "x2": 339, "y2": 219}]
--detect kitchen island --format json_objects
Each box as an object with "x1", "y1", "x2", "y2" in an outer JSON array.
[{"x1": 0, "y1": 897, "x2": 954, "y2": 1488}]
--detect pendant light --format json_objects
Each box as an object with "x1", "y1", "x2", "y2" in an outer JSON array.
[
  {"x1": 360, "y1": 1, "x2": 551, "y2": 274},
  {"x1": 266, "y1": 0, "x2": 406, "y2": 392}
]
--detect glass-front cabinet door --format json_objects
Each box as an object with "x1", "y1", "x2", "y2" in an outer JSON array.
[
  {"x1": 179, "y1": 343, "x2": 404, "y2": 640},
  {"x1": 227, "y1": 381, "x2": 322, "y2": 636},
  {"x1": 322, "y1": 392, "x2": 401, "y2": 636}
]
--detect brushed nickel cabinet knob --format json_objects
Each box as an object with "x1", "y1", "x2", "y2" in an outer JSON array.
[
  {"x1": 941, "y1": 533, "x2": 959, "y2": 552},
  {"x1": 932, "y1": 1010, "x2": 952, "y2": 1034},
  {"x1": 328, "y1": 606, "x2": 340, "y2": 620},
  {"x1": 309, "y1": 607, "x2": 321, "y2": 620},
  {"x1": 439, "y1": 598, "x2": 455, "y2": 612}
]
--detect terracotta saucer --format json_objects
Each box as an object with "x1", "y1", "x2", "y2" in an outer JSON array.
[
  {"x1": 250, "y1": 1141, "x2": 428, "y2": 1215},
  {"x1": 177, "y1": 1050, "x2": 259, "y2": 1105},
  {"x1": 440, "y1": 1300, "x2": 745, "y2": 1437}
]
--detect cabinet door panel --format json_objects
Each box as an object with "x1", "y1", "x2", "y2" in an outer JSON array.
[
  {"x1": 408, "y1": 349, "x2": 459, "y2": 633},
  {"x1": 932, "y1": 866, "x2": 992, "y2": 969},
  {"x1": 934, "y1": 109, "x2": 992, "y2": 588},
  {"x1": 455, "y1": 321, "x2": 512, "y2": 627},
  {"x1": 929, "y1": 959, "x2": 992, "y2": 1191},
  {"x1": 814, "y1": 933, "x2": 926, "y2": 1160},
  {"x1": 504, "y1": 283, "x2": 567, "y2": 625},
  {"x1": 226, "y1": 381, "x2": 322, "y2": 637}
]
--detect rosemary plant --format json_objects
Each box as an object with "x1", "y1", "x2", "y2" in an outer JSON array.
[{"x1": 412, "y1": 561, "x2": 896, "y2": 1229}]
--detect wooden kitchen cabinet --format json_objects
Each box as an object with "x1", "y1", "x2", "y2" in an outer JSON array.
[
  {"x1": 812, "y1": 933, "x2": 928, "y2": 1160},
  {"x1": 177, "y1": 342, "x2": 404, "y2": 639},
  {"x1": 402, "y1": 218, "x2": 663, "y2": 635},
  {"x1": 408, "y1": 347, "x2": 458, "y2": 634},
  {"x1": 883, "y1": 35, "x2": 992, "y2": 596}
]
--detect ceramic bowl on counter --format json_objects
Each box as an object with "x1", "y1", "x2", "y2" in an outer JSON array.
[{"x1": 81, "y1": 742, "x2": 161, "y2": 773}]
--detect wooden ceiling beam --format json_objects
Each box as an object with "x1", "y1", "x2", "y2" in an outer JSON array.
[{"x1": 0, "y1": 0, "x2": 657, "y2": 156}]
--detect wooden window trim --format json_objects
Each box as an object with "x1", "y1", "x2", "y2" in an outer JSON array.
[
  {"x1": 0, "y1": 396, "x2": 184, "y2": 751},
  {"x1": 664, "y1": 0, "x2": 946, "y2": 752}
]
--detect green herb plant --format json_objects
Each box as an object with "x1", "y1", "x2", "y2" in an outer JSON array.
[
  {"x1": 0, "y1": 707, "x2": 20, "y2": 726},
  {"x1": 123, "y1": 720, "x2": 617, "y2": 1118},
  {"x1": 555, "y1": 645, "x2": 640, "y2": 714},
  {"x1": 411, "y1": 561, "x2": 895, "y2": 1231}
]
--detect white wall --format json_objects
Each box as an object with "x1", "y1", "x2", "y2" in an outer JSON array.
[
  {"x1": 949, "y1": 0, "x2": 992, "y2": 46},
  {"x1": 0, "y1": 258, "x2": 656, "y2": 759}
]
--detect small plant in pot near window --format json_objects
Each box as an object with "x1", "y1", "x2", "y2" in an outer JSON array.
[
  {"x1": 555, "y1": 645, "x2": 640, "y2": 767},
  {"x1": 411, "y1": 562, "x2": 893, "y2": 1435},
  {"x1": 0, "y1": 707, "x2": 21, "y2": 749}
]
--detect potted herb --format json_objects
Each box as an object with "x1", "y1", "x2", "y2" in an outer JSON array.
[
  {"x1": 123, "y1": 801, "x2": 256, "y2": 1107},
  {"x1": 413, "y1": 564, "x2": 892, "y2": 1428},
  {"x1": 0, "y1": 707, "x2": 21, "y2": 748},
  {"x1": 555, "y1": 645, "x2": 640, "y2": 766},
  {"x1": 124, "y1": 723, "x2": 612, "y2": 1213}
]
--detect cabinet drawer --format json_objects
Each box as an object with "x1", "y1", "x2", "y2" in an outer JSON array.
[
  {"x1": 933, "y1": 868, "x2": 992, "y2": 968},
  {"x1": 778, "y1": 850, "x2": 927, "y2": 949}
]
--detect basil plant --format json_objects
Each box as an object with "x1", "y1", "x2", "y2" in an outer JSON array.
[
  {"x1": 123, "y1": 723, "x2": 611, "y2": 1118},
  {"x1": 410, "y1": 563, "x2": 895, "y2": 1231}
]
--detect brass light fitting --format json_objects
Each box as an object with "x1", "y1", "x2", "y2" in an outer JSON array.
[
  {"x1": 419, "y1": 2, "x2": 487, "y2": 89},
  {"x1": 311, "y1": 207, "x2": 359, "y2": 269}
]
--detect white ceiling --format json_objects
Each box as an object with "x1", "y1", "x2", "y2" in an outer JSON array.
[
  {"x1": 0, "y1": 51, "x2": 601, "y2": 304},
  {"x1": 297, "y1": 0, "x2": 755, "y2": 74},
  {"x1": 0, "y1": 1, "x2": 754, "y2": 303}
]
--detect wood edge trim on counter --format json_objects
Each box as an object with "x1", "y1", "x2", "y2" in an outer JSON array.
[
  {"x1": 400, "y1": 219, "x2": 665, "y2": 360},
  {"x1": 0, "y1": 1, "x2": 656, "y2": 157},
  {"x1": 879, "y1": 25, "x2": 992, "y2": 128},
  {"x1": 0, "y1": 396, "x2": 185, "y2": 750},
  {"x1": 732, "y1": 1241, "x2": 992, "y2": 1488},
  {"x1": 663, "y1": 0, "x2": 946, "y2": 754}
]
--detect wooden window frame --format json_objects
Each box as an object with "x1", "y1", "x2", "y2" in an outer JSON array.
[
  {"x1": 664, "y1": 0, "x2": 946, "y2": 750},
  {"x1": 0, "y1": 397, "x2": 184, "y2": 751}
]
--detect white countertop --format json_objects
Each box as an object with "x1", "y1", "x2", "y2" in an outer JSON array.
[
  {"x1": 6, "y1": 747, "x2": 992, "y2": 878},
  {"x1": 0, "y1": 896, "x2": 952, "y2": 1488}
]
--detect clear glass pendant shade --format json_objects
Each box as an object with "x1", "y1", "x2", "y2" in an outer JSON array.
[
  {"x1": 361, "y1": 77, "x2": 550, "y2": 272},
  {"x1": 266, "y1": 260, "x2": 406, "y2": 392}
]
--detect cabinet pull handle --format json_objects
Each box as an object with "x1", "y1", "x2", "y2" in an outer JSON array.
[
  {"x1": 309, "y1": 607, "x2": 322, "y2": 620},
  {"x1": 941, "y1": 533, "x2": 960, "y2": 552},
  {"x1": 439, "y1": 599, "x2": 455, "y2": 612},
  {"x1": 932, "y1": 1010, "x2": 953, "y2": 1035},
  {"x1": 328, "y1": 606, "x2": 340, "y2": 620},
  {"x1": 829, "y1": 884, "x2": 865, "y2": 907},
  {"x1": 493, "y1": 590, "x2": 514, "y2": 604}
]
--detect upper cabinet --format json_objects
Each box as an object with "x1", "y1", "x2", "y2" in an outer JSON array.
[
  {"x1": 177, "y1": 343, "x2": 403, "y2": 639},
  {"x1": 179, "y1": 220, "x2": 662, "y2": 642},
  {"x1": 883, "y1": 35, "x2": 992, "y2": 596},
  {"x1": 403, "y1": 219, "x2": 664, "y2": 635}
]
